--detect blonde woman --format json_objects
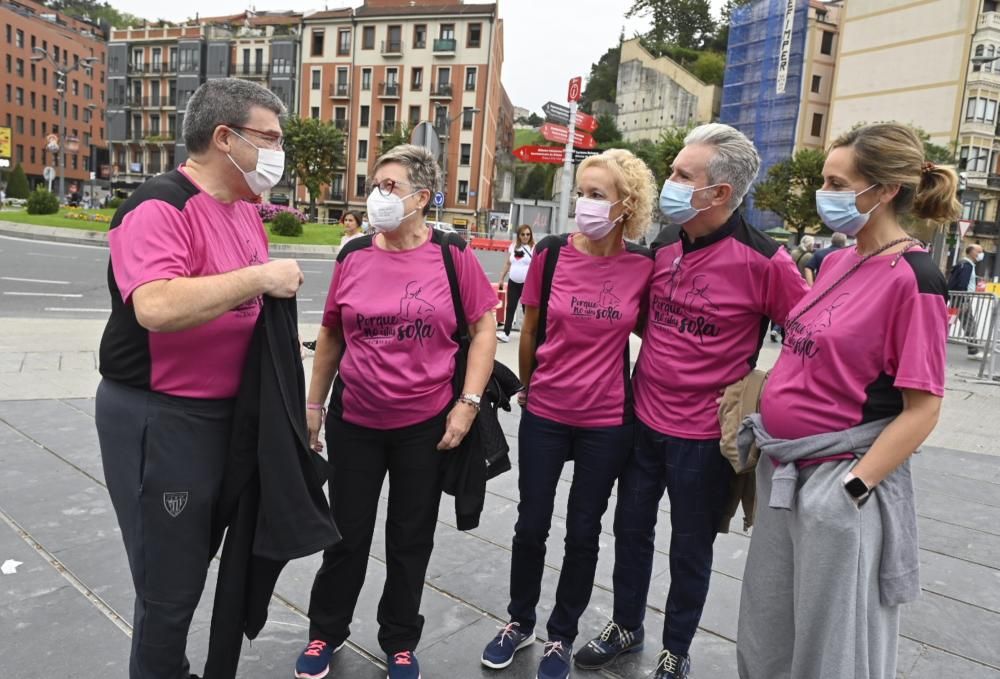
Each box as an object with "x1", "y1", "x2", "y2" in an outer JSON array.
[
  {"x1": 496, "y1": 224, "x2": 536, "y2": 342},
  {"x1": 737, "y1": 123, "x2": 960, "y2": 679},
  {"x1": 480, "y1": 149, "x2": 656, "y2": 679}
]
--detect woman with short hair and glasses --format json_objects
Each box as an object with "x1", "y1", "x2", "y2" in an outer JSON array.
[
  {"x1": 294, "y1": 144, "x2": 498, "y2": 679},
  {"x1": 496, "y1": 224, "x2": 536, "y2": 343}
]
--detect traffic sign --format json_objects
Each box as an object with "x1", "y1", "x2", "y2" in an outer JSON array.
[
  {"x1": 64, "y1": 136, "x2": 80, "y2": 153},
  {"x1": 45, "y1": 134, "x2": 59, "y2": 152},
  {"x1": 959, "y1": 219, "x2": 972, "y2": 237},
  {"x1": 513, "y1": 145, "x2": 564, "y2": 164},
  {"x1": 433, "y1": 191, "x2": 445, "y2": 207},
  {"x1": 540, "y1": 123, "x2": 597, "y2": 150},
  {"x1": 542, "y1": 101, "x2": 571, "y2": 126},
  {"x1": 574, "y1": 111, "x2": 599, "y2": 133},
  {"x1": 42, "y1": 166, "x2": 55, "y2": 182},
  {"x1": 567, "y1": 76, "x2": 582, "y2": 102},
  {"x1": 572, "y1": 149, "x2": 599, "y2": 163}
]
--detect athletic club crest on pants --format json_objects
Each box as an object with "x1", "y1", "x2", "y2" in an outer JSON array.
[{"x1": 163, "y1": 492, "x2": 189, "y2": 517}]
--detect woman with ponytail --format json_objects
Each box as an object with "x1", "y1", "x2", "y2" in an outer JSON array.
[{"x1": 736, "y1": 123, "x2": 960, "y2": 679}]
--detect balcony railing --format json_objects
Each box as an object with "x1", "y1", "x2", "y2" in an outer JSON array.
[
  {"x1": 329, "y1": 82, "x2": 350, "y2": 98},
  {"x1": 328, "y1": 189, "x2": 345, "y2": 202},
  {"x1": 127, "y1": 62, "x2": 178, "y2": 75},
  {"x1": 332, "y1": 118, "x2": 349, "y2": 131},
  {"x1": 111, "y1": 96, "x2": 178, "y2": 108},
  {"x1": 378, "y1": 82, "x2": 401, "y2": 98},
  {"x1": 433, "y1": 38, "x2": 456, "y2": 53},
  {"x1": 376, "y1": 120, "x2": 402, "y2": 136},
  {"x1": 230, "y1": 64, "x2": 270, "y2": 77},
  {"x1": 381, "y1": 39, "x2": 403, "y2": 56},
  {"x1": 430, "y1": 82, "x2": 453, "y2": 98},
  {"x1": 973, "y1": 219, "x2": 1000, "y2": 236}
]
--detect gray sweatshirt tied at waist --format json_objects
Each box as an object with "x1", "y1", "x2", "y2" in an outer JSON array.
[{"x1": 737, "y1": 413, "x2": 920, "y2": 606}]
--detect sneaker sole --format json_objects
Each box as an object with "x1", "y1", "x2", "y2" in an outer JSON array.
[
  {"x1": 481, "y1": 633, "x2": 537, "y2": 669},
  {"x1": 294, "y1": 642, "x2": 346, "y2": 679},
  {"x1": 573, "y1": 643, "x2": 644, "y2": 670}
]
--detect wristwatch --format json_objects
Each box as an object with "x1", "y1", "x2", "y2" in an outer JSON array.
[
  {"x1": 458, "y1": 393, "x2": 482, "y2": 411},
  {"x1": 843, "y1": 472, "x2": 872, "y2": 505}
]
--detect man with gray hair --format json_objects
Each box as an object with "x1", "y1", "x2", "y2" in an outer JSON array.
[
  {"x1": 96, "y1": 78, "x2": 305, "y2": 679},
  {"x1": 804, "y1": 231, "x2": 848, "y2": 285},
  {"x1": 575, "y1": 124, "x2": 808, "y2": 679}
]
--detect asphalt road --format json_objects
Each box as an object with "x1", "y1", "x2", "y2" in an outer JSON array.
[{"x1": 0, "y1": 234, "x2": 508, "y2": 321}]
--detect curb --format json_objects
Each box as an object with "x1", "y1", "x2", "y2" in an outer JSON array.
[{"x1": 0, "y1": 219, "x2": 340, "y2": 260}]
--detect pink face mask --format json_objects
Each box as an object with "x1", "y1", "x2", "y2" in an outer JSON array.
[{"x1": 575, "y1": 197, "x2": 624, "y2": 240}]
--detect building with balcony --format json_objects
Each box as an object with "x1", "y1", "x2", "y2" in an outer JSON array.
[
  {"x1": 106, "y1": 11, "x2": 300, "y2": 194},
  {"x1": 299, "y1": 0, "x2": 507, "y2": 228},
  {"x1": 720, "y1": 0, "x2": 840, "y2": 230},
  {"x1": 615, "y1": 37, "x2": 720, "y2": 144},
  {"x1": 0, "y1": 0, "x2": 108, "y2": 194}
]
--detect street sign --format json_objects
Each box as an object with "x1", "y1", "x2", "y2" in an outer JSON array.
[
  {"x1": 65, "y1": 137, "x2": 80, "y2": 153},
  {"x1": 572, "y1": 149, "x2": 599, "y2": 163},
  {"x1": 567, "y1": 76, "x2": 582, "y2": 102},
  {"x1": 959, "y1": 219, "x2": 973, "y2": 237},
  {"x1": 513, "y1": 145, "x2": 564, "y2": 164},
  {"x1": 411, "y1": 121, "x2": 442, "y2": 161},
  {"x1": 540, "y1": 123, "x2": 597, "y2": 150},
  {"x1": 45, "y1": 134, "x2": 59, "y2": 152},
  {"x1": 42, "y1": 166, "x2": 55, "y2": 182},
  {"x1": 574, "y1": 111, "x2": 599, "y2": 133},
  {"x1": 542, "y1": 101, "x2": 571, "y2": 126},
  {"x1": 433, "y1": 191, "x2": 445, "y2": 207}
]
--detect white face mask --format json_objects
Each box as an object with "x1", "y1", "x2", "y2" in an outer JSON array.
[
  {"x1": 976, "y1": 251, "x2": 985, "y2": 262},
  {"x1": 366, "y1": 188, "x2": 420, "y2": 232},
  {"x1": 227, "y1": 129, "x2": 285, "y2": 195}
]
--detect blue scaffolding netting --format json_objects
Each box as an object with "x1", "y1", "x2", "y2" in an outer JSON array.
[{"x1": 720, "y1": 0, "x2": 809, "y2": 231}]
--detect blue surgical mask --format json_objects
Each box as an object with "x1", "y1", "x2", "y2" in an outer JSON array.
[
  {"x1": 815, "y1": 185, "x2": 879, "y2": 237},
  {"x1": 659, "y1": 180, "x2": 721, "y2": 224}
]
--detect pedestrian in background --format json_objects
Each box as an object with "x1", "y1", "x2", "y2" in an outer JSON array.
[
  {"x1": 947, "y1": 243, "x2": 985, "y2": 358},
  {"x1": 96, "y1": 78, "x2": 304, "y2": 679},
  {"x1": 480, "y1": 149, "x2": 656, "y2": 679},
  {"x1": 296, "y1": 144, "x2": 497, "y2": 679},
  {"x1": 804, "y1": 231, "x2": 848, "y2": 284},
  {"x1": 339, "y1": 209, "x2": 364, "y2": 246},
  {"x1": 771, "y1": 235, "x2": 816, "y2": 341},
  {"x1": 576, "y1": 124, "x2": 808, "y2": 679},
  {"x1": 737, "y1": 122, "x2": 959, "y2": 679},
  {"x1": 496, "y1": 224, "x2": 535, "y2": 343}
]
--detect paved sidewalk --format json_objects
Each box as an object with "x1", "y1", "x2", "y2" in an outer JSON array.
[{"x1": 1, "y1": 319, "x2": 999, "y2": 678}]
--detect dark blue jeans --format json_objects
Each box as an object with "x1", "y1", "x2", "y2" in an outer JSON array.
[
  {"x1": 611, "y1": 421, "x2": 734, "y2": 656},
  {"x1": 508, "y1": 409, "x2": 634, "y2": 643}
]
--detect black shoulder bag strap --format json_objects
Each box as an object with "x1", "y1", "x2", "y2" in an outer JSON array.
[
  {"x1": 534, "y1": 234, "x2": 568, "y2": 350},
  {"x1": 438, "y1": 231, "x2": 471, "y2": 396}
]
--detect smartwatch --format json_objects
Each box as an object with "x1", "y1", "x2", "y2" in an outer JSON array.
[{"x1": 843, "y1": 472, "x2": 871, "y2": 505}]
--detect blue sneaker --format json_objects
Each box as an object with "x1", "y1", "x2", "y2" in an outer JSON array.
[
  {"x1": 481, "y1": 621, "x2": 536, "y2": 669},
  {"x1": 387, "y1": 650, "x2": 421, "y2": 679},
  {"x1": 294, "y1": 639, "x2": 343, "y2": 679},
  {"x1": 574, "y1": 620, "x2": 644, "y2": 669},
  {"x1": 536, "y1": 640, "x2": 572, "y2": 679}
]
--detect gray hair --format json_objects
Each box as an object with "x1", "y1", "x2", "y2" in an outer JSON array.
[
  {"x1": 684, "y1": 123, "x2": 761, "y2": 210},
  {"x1": 372, "y1": 144, "x2": 442, "y2": 215},
  {"x1": 800, "y1": 235, "x2": 814, "y2": 249},
  {"x1": 183, "y1": 78, "x2": 286, "y2": 154},
  {"x1": 831, "y1": 232, "x2": 848, "y2": 247}
]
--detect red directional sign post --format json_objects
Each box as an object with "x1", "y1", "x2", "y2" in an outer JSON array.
[
  {"x1": 573, "y1": 110, "x2": 598, "y2": 133},
  {"x1": 513, "y1": 145, "x2": 564, "y2": 164},
  {"x1": 567, "y1": 76, "x2": 582, "y2": 102},
  {"x1": 540, "y1": 123, "x2": 597, "y2": 150}
]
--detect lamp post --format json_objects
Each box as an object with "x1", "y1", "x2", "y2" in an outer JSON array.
[
  {"x1": 86, "y1": 103, "x2": 97, "y2": 207},
  {"x1": 434, "y1": 107, "x2": 480, "y2": 225},
  {"x1": 30, "y1": 48, "x2": 97, "y2": 204}
]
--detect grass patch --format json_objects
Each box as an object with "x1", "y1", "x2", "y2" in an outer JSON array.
[{"x1": 0, "y1": 208, "x2": 345, "y2": 246}]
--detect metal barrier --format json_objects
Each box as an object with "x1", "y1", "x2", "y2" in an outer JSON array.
[{"x1": 948, "y1": 291, "x2": 1000, "y2": 382}]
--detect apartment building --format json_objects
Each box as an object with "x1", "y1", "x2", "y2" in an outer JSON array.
[
  {"x1": 0, "y1": 0, "x2": 107, "y2": 191},
  {"x1": 105, "y1": 11, "x2": 300, "y2": 194},
  {"x1": 300, "y1": 0, "x2": 507, "y2": 228}
]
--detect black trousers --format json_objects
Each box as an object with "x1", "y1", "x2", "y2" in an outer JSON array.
[
  {"x1": 307, "y1": 408, "x2": 448, "y2": 654},
  {"x1": 502, "y1": 280, "x2": 524, "y2": 335},
  {"x1": 96, "y1": 378, "x2": 233, "y2": 679}
]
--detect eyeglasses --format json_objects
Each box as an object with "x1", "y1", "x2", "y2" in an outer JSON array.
[
  {"x1": 366, "y1": 177, "x2": 420, "y2": 197},
  {"x1": 227, "y1": 125, "x2": 284, "y2": 150}
]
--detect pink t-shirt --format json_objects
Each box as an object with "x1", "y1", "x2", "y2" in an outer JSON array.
[
  {"x1": 633, "y1": 217, "x2": 809, "y2": 439},
  {"x1": 521, "y1": 234, "x2": 654, "y2": 428},
  {"x1": 761, "y1": 247, "x2": 947, "y2": 440},
  {"x1": 103, "y1": 166, "x2": 268, "y2": 399},
  {"x1": 322, "y1": 231, "x2": 498, "y2": 429}
]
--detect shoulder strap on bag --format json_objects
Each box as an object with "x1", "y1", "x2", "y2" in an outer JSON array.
[
  {"x1": 535, "y1": 233, "x2": 569, "y2": 349},
  {"x1": 434, "y1": 229, "x2": 469, "y2": 342}
]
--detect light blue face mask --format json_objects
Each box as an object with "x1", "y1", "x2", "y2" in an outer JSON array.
[
  {"x1": 659, "y1": 180, "x2": 721, "y2": 224},
  {"x1": 815, "y1": 185, "x2": 879, "y2": 237}
]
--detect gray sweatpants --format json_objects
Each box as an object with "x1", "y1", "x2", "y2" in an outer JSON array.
[{"x1": 737, "y1": 458, "x2": 900, "y2": 679}]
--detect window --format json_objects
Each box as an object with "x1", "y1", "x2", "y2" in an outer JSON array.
[
  {"x1": 15, "y1": 87, "x2": 23, "y2": 105},
  {"x1": 30, "y1": 119, "x2": 34, "y2": 136},
  {"x1": 30, "y1": 147, "x2": 35, "y2": 164},
  {"x1": 362, "y1": 68, "x2": 371, "y2": 90},
  {"x1": 15, "y1": 28, "x2": 23, "y2": 48},
  {"x1": 409, "y1": 105, "x2": 421, "y2": 126},
  {"x1": 387, "y1": 25, "x2": 402, "y2": 51},
  {"x1": 15, "y1": 116, "x2": 23, "y2": 134},
  {"x1": 462, "y1": 107, "x2": 474, "y2": 130},
  {"x1": 356, "y1": 175, "x2": 366, "y2": 197},
  {"x1": 72, "y1": 79, "x2": 78, "y2": 96},
  {"x1": 72, "y1": 155, "x2": 78, "y2": 170},
  {"x1": 359, "y1": 139, "x2": 368, "y2": 160},
  {"x1": 435, "y1": 105, "x2": 448, "y2": 130},
  {"x1": 3, "y1": 84, "x2": 7, "y2": 102},
  {"x1": 15, "y1": 144, "x2": 22, "y2": 163},
  {"x1": 41, "y1": 94, "x2": 46, "y2": 110},
  {"x1": 467, "y1": 23, "x2": 481, "y2": 48},
  {"x1": 311, "y1": 106, "x2": 320, "y2": 119},
  {"x1": 4, "y1": 54, "x2": 9, "y2": 73},
  {"x1": 15, "y1": 58, "x2": 23, "y2": 77},
  {"x1": 338, "y1": 29, "x2": 351, "y2": 56},
  {"x1": 311, "y1": 30, "x2": 324, "y2": 57},
  {"x1": 30, "y1": 62, "x2": 35, "y2": 81},
  {"x1": 413, "y1": 24, "x2": 426, "y2": 48},
  {"x1": 811, "y1": 75, "x2": 821, "y2": 93},
  {"x1": 150, "y1": 114, "x2": 160, "y2": 135},
  {"x1": 360, "y1": 105, "x2": 370, "y2": 127},
  {"x1": 362, "y1": 26, "x2": 375, "y2": 50},
  {"x1": 29, "y1": 91, "x2": 34, "y2": 109},
  {"x1": 440, "y1": 24, "x2": 455, "y2": 40},
  {"x1": 988, "y1": 99, "x2": 998, "y2": 124},
  {"x1": 411, "y1": 67, "x2": 423, "y2": 90},
  {"x1": 465, "y1": 67, "x2": 476, "y2": 91},
  {"x1": 387, "y1": 67, "x2": 398, "y2": 87},
  {"x1": 4, "y1": 25, "x2": 9, "y2": 44},
  {"x1": 72, "y1": 104, "x2": 78, "y2": 120},
  {"x1": 438, "y1": 67, "x2": 451, "y2": 85},
  {"x1": 820, "y1": 31, "x2": 834, "y2": 55},
  {"x1": 42, "y1": 67, "x2": 46, "y2": 85},
  {"x1": 458, "y1": 180, "x2": 469, "y2": 203},
  {"x1": 460, "y1": 143, "x2": 471, "y2": 165},
  {"x1": 311, "y1": 68, "x2": 321, "y2": 90},
  {"x1": 810, "y1": 113, "x2": 823, "y2": 138},
  {"x1": 84, "y1": 84, "x2": 92, "y2": 99}
]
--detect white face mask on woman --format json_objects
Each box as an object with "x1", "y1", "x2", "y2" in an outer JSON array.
[{"x1": 366, "y1": 189, "x2": 419, "y2": 232}]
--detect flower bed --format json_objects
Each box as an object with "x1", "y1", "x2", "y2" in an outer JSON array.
[
  {"x1": 257, "y1": 203, "x2": 307, "y2": 224},
  {"x1": 63, "y1": 208, "x2": 112, "y2": 223}
]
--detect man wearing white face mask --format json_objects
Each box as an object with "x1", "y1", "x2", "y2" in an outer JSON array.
[
  {"x1": 575, "y1": 124, "x2": 808, "y2": 679},
  {"x1": 948, "y1": 243, "x2": 985, "y2": 357},
  {"x1": 95, "y1": 78, "x2": 304, "y2": 679}
]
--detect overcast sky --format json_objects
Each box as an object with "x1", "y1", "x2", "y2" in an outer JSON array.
[{"x1": 108, "y1": 0, "x2": 727, "y2": 113}]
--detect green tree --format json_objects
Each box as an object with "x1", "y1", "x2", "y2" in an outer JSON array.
[
  {"x1": 282, "y1": 116, "x2": 346, "y2": 222},
  {"x1": 526, "y1": 112, "x2": 544, "y2": 127},
  {"x1": 690, "y1": 51, "x2": 725, "y2": 86},
  {"x1": 752, "y1": 149, "x2": 827, "y2": 240},
  {"x1": 580, "y1": 46, "x2": 621, "y2": 114},
  {"x1": 516, "y1": 163, "x2": 554, "y2": 200},
  {"x1": 378, "y1": 122, "x2": 412, "y2": 156},
  {"x1": 6, "y1": 163, "x2": 30, "y2": 199},
  {"x1": 628, "y1": 0, "x2": 716, "y2": 52},
  {"x1": 594, "y1": 114, "x2": 623, "y2": 146}
]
